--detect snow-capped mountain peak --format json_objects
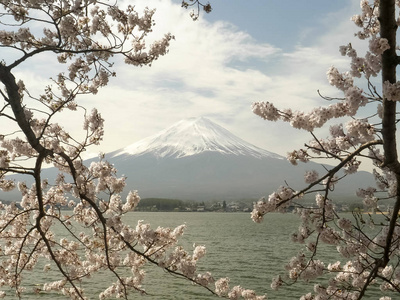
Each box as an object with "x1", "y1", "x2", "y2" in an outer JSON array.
[{"x1": 113, "y1": 117, "x2": 283, "y2": 159}]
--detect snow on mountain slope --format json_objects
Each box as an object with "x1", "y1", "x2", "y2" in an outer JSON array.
[{"x1": 113, "y1": 117, "x2": 283, "y2": 159}]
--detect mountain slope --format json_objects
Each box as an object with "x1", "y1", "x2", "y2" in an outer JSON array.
[
  {"x1": 111, "y1": 117, "x2": 282, "y2": 160},
  {"x1": 104, "y1": 117, "x2": 374, "y2": 201}
]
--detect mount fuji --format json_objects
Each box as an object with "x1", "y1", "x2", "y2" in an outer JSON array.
[
  {"x1": 0, "y1": 117, "x2": 375, "y2": 202},
  {"x1": 111, "y1": 117, "x2": 282, "y2": 160},
  {"x1": 101, "y1": 117, "x2": 374, "y2": 201}
]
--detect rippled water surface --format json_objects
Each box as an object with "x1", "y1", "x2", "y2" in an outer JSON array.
[{"x1": 4, "y1": 212, "x2": 390, "y2": 299}]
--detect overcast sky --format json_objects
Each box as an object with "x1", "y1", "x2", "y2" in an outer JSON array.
[{"x1": 11, "y1": 0, "x2": 368, "y2": 160}]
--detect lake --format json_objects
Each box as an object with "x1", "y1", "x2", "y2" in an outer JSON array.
[{"x1": 3, "y1": 212, "x2": 390, "y2": 299}]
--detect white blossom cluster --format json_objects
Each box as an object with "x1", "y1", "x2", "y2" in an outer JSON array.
[
  {"x1": 214, "y1": 278, "x2": 266, "y2": 300},
  {"x1": 251, "y1": 186, "x2": 294, "y2": 223}
]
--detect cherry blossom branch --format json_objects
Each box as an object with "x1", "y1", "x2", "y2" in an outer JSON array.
[
  {"x1": 181, "y1": 0, "x2": 212, "y2": 20},
  {"x1": 292, "y1": 140, "x2": 380, "y2": 207}
]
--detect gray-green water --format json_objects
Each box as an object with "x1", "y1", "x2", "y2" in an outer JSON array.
[{"x1": 3, "y1": 212, "x2": 392, "y2": 299}]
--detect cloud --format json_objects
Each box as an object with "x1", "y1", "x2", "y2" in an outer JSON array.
[
  {"x1": 4, "y1": 0, "x2": 370, "y2": 163},
  {"x1": 85, "y1": 0, "x2": 281, "y2": 152},
  {"x1": 86, "y1": 0, "x2": 366, "y2": 159}
]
